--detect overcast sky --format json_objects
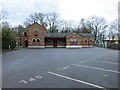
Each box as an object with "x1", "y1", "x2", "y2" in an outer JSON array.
[{"x1": 0, "y1": 0, "x2": 119, "y2": 27}]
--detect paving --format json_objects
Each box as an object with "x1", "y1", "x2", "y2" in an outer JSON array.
[{"x1": 2, "y1": 47, "x2": 119, "y2": 88}]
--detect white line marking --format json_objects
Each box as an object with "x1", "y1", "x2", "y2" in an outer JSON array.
[
  {"x1": 57, "y1": 66, "x2": 71, "y2": 71},
  {"x1": 83, "y1": 60, "x2": 118, "y2": 65},
  {"x1": 72, "y1": 64, "x2": 120, "y2": 73},
  {"x1": 19, "y1": 80, "x2": 28, "y2": 84},
  {"x1": 103, "y1": 74, "x2": 108, "y2": 77},
  {"x1": 80, "y1": 61, "x2": 85, "y2": 63},
  {"x1": 35, "y1": 75, "x2": 42, "y2": 79},
  {"x1": 29, "y1": 78, "x2": 35, "y2": 82},
  {"x1": 48, "y1": 71, "x2": 106, "y2": 89}
]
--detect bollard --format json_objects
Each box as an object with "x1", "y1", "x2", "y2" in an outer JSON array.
[{"x1": 9, "y1": 46, "x2": 10, "y2": 50}]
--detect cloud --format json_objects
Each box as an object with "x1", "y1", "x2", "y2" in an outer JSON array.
[
  {"x1": 0, "y1": 0, "x2": 60, "y2": 26},
  {"x1": 0, "y1": 0, "x2": 119, "y2": 26},
  {"x1": 59, "y1": 0, "x2": 96, "y2": 20},
  {"x1": 59, "y1": 0, "x2": 118, "y2": 21}
]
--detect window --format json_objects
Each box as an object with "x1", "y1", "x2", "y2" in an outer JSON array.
[
  {"x1": 74, "y1": 39, "x2": 77, "y2": 45},
  {"x1": 24, "y1": 32, "x2": 27, "y2": 36},
  {"x1": 37, "y1": 39, "x2": 40, "y2": 45},
  {"x1": 60, "y1": 41, "x2": 63, "y2": 45},
  {"x1": 33, "y1": 39, "x2": 36, "y2": 45},
  {"x1": 58, "y1": 40, "x2": 63, "y2": 45},
  {"x1": 84, "y1": 39, "x2": 87, "y2": 43},
  {"x1": 34, "y1": 29, "x2": 39, "y2": 36},
  {"x1": 90, "y1": 39, "x2": 92, "y2": 43},
  {"x1": 70, "y1": 38, "x2": 77, "y2": 45}
]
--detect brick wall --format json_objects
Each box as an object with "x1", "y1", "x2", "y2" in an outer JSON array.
[
  {"x1": 66, "y1": 32, "x2": 83, "y2": 46},
  {"x1": 66, "y1": 32, "x2": 94, "y2": 48},
  {"x1": 27, "y1": 23, "x2": 46, "y2": 48},
  {"x1": 20, "y1": 30, "x2": 28, "y2": 47},
  {"x1": 19, "y1": 23, "x2": 94, "y2": 48}
]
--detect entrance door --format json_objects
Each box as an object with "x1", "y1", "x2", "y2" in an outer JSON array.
[
  {"x1": 53, "y1": 40, "x2": 57, "y2": 48},
  {"x1": 24, "y1": 40, "x2": 28, "y2": 47}
]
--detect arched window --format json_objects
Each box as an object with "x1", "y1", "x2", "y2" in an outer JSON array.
[
  {"x1": 70, "y1": 38, "x2": 74, "y2": 45},
  {"x1": 90, "y1": 39, "x2": 92, "y2": 43},
  {"x1": 37, "y1": 39, "x2": 40, "y2": 45},
  {"x1": 84, "y1": 39, "x2": 87, "y2": 44},
  {"x1": 24, "y1": 32, "x2": 27, "y2": 36},
  {"x1": 33, "y1": 39, "x2": 36, "y2": 45},
  {"x1": 70, "y1": 38, "x2": 77, "y2": 45},
  {"x1": 73, "y1": 38, "x2": 77, "y2": 45},
  {"x1": 34, "y1": 29, "x2": 39, "y2": 36}
]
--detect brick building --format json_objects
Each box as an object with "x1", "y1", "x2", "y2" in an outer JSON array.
[{"x1": 17, "y1": 23, "x2": 94, "y2": 48}]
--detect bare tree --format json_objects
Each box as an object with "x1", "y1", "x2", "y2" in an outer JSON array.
[
  {"x1": 0, "y1": 8, "x2": 8, "y2": 21},
  {"x1": 60, "y1": 20, "x2": 76, "y2": 33},
  {"x1": 1, "y1": 21, "x2": 11, "y2": 29},
  {"x1": 0, "y1": 8, "x2": 8, "y2": 29},
  {"x1": 108, "y1": 19, "x2": 119, "y2": 45},
  {"x1": 86, "y1": 16, "x2": 108, "y2": 46},
  {"x1": 46, "y1": 12, "x2": 62, "y2": 33},
  {"x1": 24, "y1": 12, "x2": 47, "y2": 27},
  {"x1": 76, "y1": 19, "x2": 92, "y2": 33}
]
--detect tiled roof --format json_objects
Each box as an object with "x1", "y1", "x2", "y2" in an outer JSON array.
[
  {"x1": 79, "y1": 33, "x2": 94, "y2": 37},
  {"x1": 45, "y1": 33, "x2": 69, "y2": 38},
  {"x1": 18, "y1": 28, "x2": 28, "y2": 31},
  {"x1": 45, "y1": 33, "x2": 94, "y2": 38}
]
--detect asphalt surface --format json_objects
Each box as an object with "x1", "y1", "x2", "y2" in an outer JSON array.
[{"x1": 2, "y1": 47, "x2": 119, "y2": 88}]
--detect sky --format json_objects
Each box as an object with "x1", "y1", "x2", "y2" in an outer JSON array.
[{"x1": 0, "y1": 0, "x2": 119, "y2": 27}]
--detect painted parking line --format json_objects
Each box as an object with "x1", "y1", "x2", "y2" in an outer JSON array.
[
  {"x1": 79, "y1": 60, "x2": 118, "y2": 65},
  {"x1": 57, "y1": 66, "x2": 70, "y2": 71},
  {"x1": 48, "y1": 71, "x2": 106, "y2": 89},
  {"x1": 72, "y1": 64, "x2": 120, "y2": 73}
]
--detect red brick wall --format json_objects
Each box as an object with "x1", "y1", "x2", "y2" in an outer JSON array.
[
  {"x1": 66, "y1": 32, "x2": 94, "y2": 46},
  {"x1": 20, "y1": 30, "x2": 28, "y2": 47},
  {"x1": 20, "y1": 24, "x2": 94, "y2": 48},
  {"x1": 66, "y1": 32, "x2": 83, "y2": 46},
  {"x1": 27, "y1": 23, "x2": 46, "y2": 47}
]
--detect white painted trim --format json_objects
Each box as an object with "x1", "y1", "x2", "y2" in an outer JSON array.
[
  {"x1": 82, "y1": 45, "x2": 94, "y2": 47},
  {"x1": 57, "y1": 46, "x2": 66, "y2": 47},
  {"x1": 45, "y1": 46, "x2": 53, "y2": 47},
  {"x1": 82, "y1": 46, "x2": 89, "y2": 47},
  {"x1": 66, "y1": 45, "x2": 82, "y2": 48},
  {"x1": 28, "y1": 46, "x2": 44, "y2": 48},
  {"x1": 89, "y1": 45, "x2": 94, "y2": 47}
]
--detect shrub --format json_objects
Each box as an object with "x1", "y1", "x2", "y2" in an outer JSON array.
[{"x1": 2, "y1": 28, "x2": 16, "y2": 49}]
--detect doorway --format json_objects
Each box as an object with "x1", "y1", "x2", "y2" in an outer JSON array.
[
  {"x1": 24, "y1": 40, "x2": 28, "y2": 47},
  {"x1": 53, "y1": 40, "x2": 57, "y2": 48}
]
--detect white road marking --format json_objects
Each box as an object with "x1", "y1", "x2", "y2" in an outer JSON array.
[
  {"x1": 63, "y1": 67, "x2": 67, "y2": 69},
  {"x1": 80, "y1": 61, "x2": 85, "y2": 63},
  {"x1": 19, "y1": 75, "x2": 42, "y2": 84},
  {"x1": 103, "y1": 74, "x2": 108, "y2": 77},
  {"x1": 72, "y1": 64, "x2": 120, "y2": 73},
  {"x1": 29, "y1": 78, "x2": 35, "y2": 82},
  {"x1": 83, "y1": 60, "x2": 118, "y2": 65},
  {"x1": 48, "y1": 71, "x2": 106, "y2": 89},
  {"x1": 65, "y1": 66, "x2": 70, "y2": 68},
  {"x1": 35, "y1": 75, "x2": 42, "y2": 79},
  {"x1": 19, "y1": 80, "x2": 28, "y2": 84},
  {"x1": 57, "y1": 66, "x2": 70, "y2": 71}
]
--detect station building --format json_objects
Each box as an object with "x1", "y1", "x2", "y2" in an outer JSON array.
[{"x1": 16, "y1": 23, "x2": 94, "y2": 48}]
